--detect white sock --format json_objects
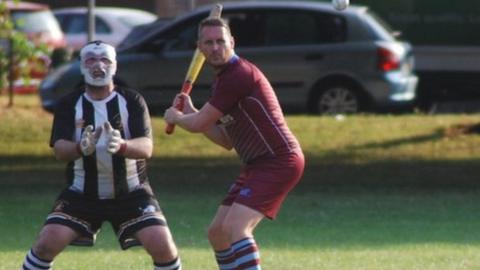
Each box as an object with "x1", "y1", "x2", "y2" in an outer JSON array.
[
  {"x1": 154, "y1": 257, "x2": 181, "y2": 270},
  {"x1": 22, "y1": 249, "x2": 53, "y2": 270}
]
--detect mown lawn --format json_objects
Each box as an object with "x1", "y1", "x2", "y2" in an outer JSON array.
[{"x1": 1, "y1": 95, "x2": 480, "y2": 269}]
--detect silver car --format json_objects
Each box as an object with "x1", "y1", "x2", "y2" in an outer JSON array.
[
  {"x1": 40, "y1": 1, "x2": 418, "y2": 114},
  {"x1": 53, "y1": 7, "x2": 158, "y2": 51}
]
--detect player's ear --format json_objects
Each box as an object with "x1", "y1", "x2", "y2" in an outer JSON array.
[
  {"x1": 197, "y1": 40, "x2": 205, "y2": 54},
  {"x1": 230, "y1": 35, "x2": 235, "y2": 48}
]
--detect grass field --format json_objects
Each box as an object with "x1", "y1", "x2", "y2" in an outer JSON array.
[{"x1": 2, "y1": 95, "x2": 480, "y2": 269}]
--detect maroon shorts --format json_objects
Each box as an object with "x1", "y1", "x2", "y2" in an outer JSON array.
[{"x1": 222, "y1": 150, "x2": 305, "y2": 219}]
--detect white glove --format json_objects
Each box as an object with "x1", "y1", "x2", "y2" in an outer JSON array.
[
  {"x1": 104, "y1": 122, "x2": 126, "y2": 154},
  {"x1": 78, "y1": 125, "x2": 102, "y2": 156}
]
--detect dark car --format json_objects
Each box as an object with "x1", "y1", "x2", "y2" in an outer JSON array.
[
  {"x1": 118, "y1": 18, "x2": 172, "y2": 49},
  {"x1": 40, "y1": 1, "x2": 417, "y2": 114}
]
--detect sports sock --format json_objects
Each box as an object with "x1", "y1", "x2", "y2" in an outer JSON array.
[
  {"x1": 154, "y1": 257, "x2": 181, "y2": 270},
  {"x1": 22, "y1": 249, "x2": 53, "y2": 270},
  {"x1": 232, "y1": 237, "x2": 261, "y2": 270},
  {"x1": 215, "y1": 247, "x2": 236, "y2": 270}
]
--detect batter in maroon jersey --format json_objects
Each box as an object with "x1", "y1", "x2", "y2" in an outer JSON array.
[{"x1": 165, "y1": 17, "x2": 304, "y2": 270}]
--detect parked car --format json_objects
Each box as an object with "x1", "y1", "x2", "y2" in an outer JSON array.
[
  {"x1": 3, "y1": 1, "x2": 67, "y2": 94},
  {"x1": 40, "y1": 1, "x2": 418, "y2": 114},
  {"x1": 118, "y1": 18, "x2": 172, "y2": 49},
  {"x1": 53, "y1": 7, "x2": 157, "y2": 51}
]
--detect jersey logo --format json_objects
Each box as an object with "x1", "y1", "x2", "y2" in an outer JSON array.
[
  {"x1": 140, "y1": 205, "x2": 156, "y2": 215},
  {"x1": 239, "y1": 188, "x2": 252, "y2": 198},
  {"x1": 219, "y1": 114, "x2": 235, "y2": 127}
]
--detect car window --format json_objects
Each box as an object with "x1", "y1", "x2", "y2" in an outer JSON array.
[
  {"x1": 363, "y1": 10, "x2": 395, "y2": 41},
  {"x1": 264, "y1": 11, "x2": 346, "y2": 46},
  {"x1": 60, "y1": 14, "x2": 111, "y2": 34},
  {"x1": 65, "y1": 16, "x2": 85, "y2": 34},
  {"x1": 95, "y1": 17, "x2": 110, "y2": 34},
  {"x1": 224, "y1": 12, "x2": 264, "y2": 47},
  {"x1": 11, "y1": 10, "x2": 62, "y2": 35},
  {"x1": 54, "y1": 14, "x2": 67, "y2": 30},
  {"x1": 117, "y1": 13, "x2": 157, "y2": 28},
  {"x1": 165, "y1": 23, "x2": 198, "y2": 51},
  {"x1": 139, "y1": 8, "x2": 347, "y2": 52},
  {"x1": 165, "y1": 12, "x2": 266, "y2": 51},
  {"x1": 223, "y1": 10, "x2": 346, "y2": 47},
  {"x1": 154, "y1": 17, "x2": 203, "y2": 52}
]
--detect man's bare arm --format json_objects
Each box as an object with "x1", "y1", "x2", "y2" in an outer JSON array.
[{"x1": 165, "y1": 102, "x2": 232, "y2": 149}]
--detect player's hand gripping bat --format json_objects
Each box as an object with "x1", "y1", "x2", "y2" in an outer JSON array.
[{"x1": 165, "y1": 4, "x2": 223, "y2": 134}]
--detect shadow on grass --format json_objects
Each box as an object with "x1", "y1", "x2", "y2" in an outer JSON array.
[
  {"x1": 346, "y1": 129, "x2": 444, "y2": 150},
  {"x1": 2, "y1": 152, "x2": 480, "y2": 189},
  {"x1": 2, "y1": 154, "x2": 480, "y2": 252}
]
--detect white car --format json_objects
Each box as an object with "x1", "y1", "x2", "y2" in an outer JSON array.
[{"x1": 53, "y1": 7, "x2": 157, "y2": 51}]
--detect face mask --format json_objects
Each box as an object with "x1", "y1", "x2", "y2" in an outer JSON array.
[{"x1": 80, "y1": 42, "x2": 117, "y2": 86}]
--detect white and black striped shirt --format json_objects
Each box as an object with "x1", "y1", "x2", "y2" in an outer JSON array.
[{"x1": 51, "y1": 87, "x2": 152, "y2": 199}]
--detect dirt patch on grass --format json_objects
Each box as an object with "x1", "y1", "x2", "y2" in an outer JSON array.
[{"x1": 444, "y1": 122, "x2": 480, "y2": 137}]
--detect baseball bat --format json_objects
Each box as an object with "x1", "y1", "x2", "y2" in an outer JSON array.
[{"x1": 165, "y1": 4, "x2": 223, "y2": 134}]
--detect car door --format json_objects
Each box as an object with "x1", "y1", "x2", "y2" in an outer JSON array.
[
  {"x1": 222, "y1": 8, "x2": 347, "y2": 110},
  {"x1": 120, "y1": 7, "x2": 348, "y2": 112},
  {"x1": 121, "y1": 14, "x2": 215, "y2": 111},
  {"x1": 56, "y1": 13, "x2": 113, "y2": 51}
]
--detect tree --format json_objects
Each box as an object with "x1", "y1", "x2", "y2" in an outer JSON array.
[{"x1": 0, "y1": 0, "x2": 48, "y2": 106}]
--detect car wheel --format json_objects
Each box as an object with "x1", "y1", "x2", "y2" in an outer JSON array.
[{"x1": 311, "y1": 85, "x2": 360, "y2": 114}]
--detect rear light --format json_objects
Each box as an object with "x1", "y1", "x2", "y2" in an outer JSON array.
[{"x1": 377, "y1": 47, "x2": 400, "y2": 72}]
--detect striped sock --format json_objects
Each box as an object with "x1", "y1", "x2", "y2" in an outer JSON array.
[
  {"x1": 22, "y1": 249, "x2": 53, "y2": 270},
  {"x1": 232, "y1": 238, "x2": 261, "y2": 270},
  {"x1": 154, "y1": 257, "x2": 181, "y2": 270},
  {"x1": 215, "y1": 247, "x2": 236, "y2": 270}
]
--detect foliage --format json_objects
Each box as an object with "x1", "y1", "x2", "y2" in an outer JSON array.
[{"x1": 0, "y1": 0, "x2": 48, "y2": 91}]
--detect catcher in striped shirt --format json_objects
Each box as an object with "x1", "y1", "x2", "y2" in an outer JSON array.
[
  {"x1": 165, "y1": 18, "x2": 304, "y2": 270},
  {"x1": 22, "y1": 41, "x2": 181, "y2": 270}
]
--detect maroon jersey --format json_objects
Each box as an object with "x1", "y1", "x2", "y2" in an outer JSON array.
[{"x1": 209, "y1": 57, "x2": 301, "y2": 163}]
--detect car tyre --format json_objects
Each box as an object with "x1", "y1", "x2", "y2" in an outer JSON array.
[{"x1": 309, "y1": 84, "x2": 361, "y2": 115}]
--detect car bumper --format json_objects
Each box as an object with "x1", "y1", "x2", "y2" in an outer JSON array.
[
  {"x1": 367, "y1": 72, "x2": 418, "y2": 108},
  {"x1": 1, "y1": 78, "x2": 41, "y2": 94},
  {"x1": 386, "y1": 72, "x2": 418, "y2": 103}
]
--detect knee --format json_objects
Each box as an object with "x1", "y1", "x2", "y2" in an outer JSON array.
[
  {"x1": 137, "y1": 228, "x2": 178, "y2": 262},
  {"x1": 207, "y1": 222, "x2": 229, "y2": 242},
  {"x1": 221, "y1": 219, "x2": 255, "y2": 241},
  {"x1": 148, "y1": 244, "x2": 178, "y2": 264}
]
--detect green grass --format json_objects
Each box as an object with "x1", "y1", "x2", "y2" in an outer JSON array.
[{"x1": 2, "y1": 95, "x2": 480, "y2": 269}]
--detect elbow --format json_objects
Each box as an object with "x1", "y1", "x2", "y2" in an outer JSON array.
[
  {"x1": 219, "y1": 137, "x2": 234, "y2": 150},
  {"x1": 55, "y1": 153, "x2": 68, "y2": 161},
  {"x1": 223, "y1": 144, "x2": 233, "y2": 151},
  {"x1": 138, "y1": 139, "x2": 153, "y2": 159},
  {"x1": 53, "y1": 145, "x2": 72, "y2": 161},
  {"x1": 54, "y1": 151, "x2": 74, "y2": 161},
  {"x1": 144, "y1": 148, "x2": 153, "y2": 159}
]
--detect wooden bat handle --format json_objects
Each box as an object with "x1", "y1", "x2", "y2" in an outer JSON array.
[
  {"x1": 209, "y1": 4, "x2": 223, "y2": 18},
  {"x1": 165, "y1": 81, "x2": 193, "y2": 134}
]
